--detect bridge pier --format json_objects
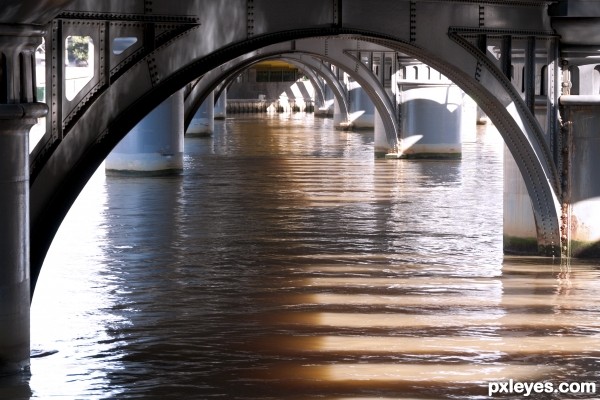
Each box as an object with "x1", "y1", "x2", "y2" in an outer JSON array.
[
  {"x1": 0, "y1": 25, "x2": 47, "y2": 375},
  {"x1": 560, "y1": 96, "x2": 600, "y2": 257},
  {"x1": 215, "y1": 90, "x2": 227, "y2": 120},
  {"x1": 503, "y1": 146, "x2": 538, "y2": 254},
  {"x1": 333, "y1": 95, "x2": 348, "y2": 129},
  {"x1": 373, "y1": 109, "x2": 392, "y2": 156},
  {"x1": 348, "y1": 84, "x2": 375, "y2": 129},
  {"x1": 106, "y1": 90, "x2": 184, "y2": 173},
  {"x1": 187, "y1": 91, "x2": 214, "y2": 136},
  {"x1": 0, "y1": 110, "x2": 43, "y2": 376},
  {"x1": 398, "y1": 84, "x2": 464, "y2": 158},
  {"x1": 315, "y1": 83, "x2": 334, "y2": 117}
]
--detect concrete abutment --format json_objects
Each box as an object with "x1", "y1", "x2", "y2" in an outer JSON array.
[{"x1": 0, "y1": 109, "x2": 44, "y2": 376}]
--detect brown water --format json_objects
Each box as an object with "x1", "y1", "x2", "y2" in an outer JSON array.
[{"x1": 4, "y1": 114, "x2": 600, "y2": 399}]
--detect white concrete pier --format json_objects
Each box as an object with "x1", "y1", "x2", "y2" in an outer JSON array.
[
  {"x1": 106, "y1": 91, "x2": 184, "y2": 173},
  {"x1": 399, "y1": 85, "x2": 466, "y2": 158},
  {"x1": 187, "y1": 91, "x2": 215, "y2": 136},
  {"x1": 503, "y1": 146, "x2": 538, "y2": 254}
]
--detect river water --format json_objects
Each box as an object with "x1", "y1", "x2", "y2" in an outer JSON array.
[{"x1": 4, "y1": 114, "x2": 600, "y2": 399}]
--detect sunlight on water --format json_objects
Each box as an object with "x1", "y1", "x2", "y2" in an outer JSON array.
[
  {"x1": 258, "y1": 363, "x2": 556, "y2": 382},
  {"x1": 256, "y1": 335, "x2": 600, "y2": 354},
  {"x1": 287, "y1": 292, "x2": 600, "y2": 308},
  {"x1": 262, "y1": 312, "x2": 600, "y2": 329},
  {"x1": 16, "y1": 115, "x2": 600, "y2": 399}
]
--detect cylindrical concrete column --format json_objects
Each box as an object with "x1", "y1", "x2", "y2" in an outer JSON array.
[
  {"x1": 348, "y1": 84, "x2": 375, "y2": 129},
  {"x1": 0, "y1": 24, "x2": 47, "y2": 376},
  {"x1": 503, "y1": 145, "x2": 538, "y2": 254},
  {"x1": 560, "y1": 96, "x2": 600, "y2": 257},
  {"x1": 0, "y1": 104, "x2": 46, "y2": 375},
  {"x1": 187, "y1": 91, "x2": 214, "y2": 136},
  {"x1": 0, "y1": 117, "x2": 31, "y2": 376},
  {"x1": 106, "y1": 90, "x2": 184, "y2": 173},
  {"x1": 214, "y1": 90, "x2": 227, "y2": 120},
  {"x1": 399, "y1": 84, "x2": 462, "y2": 158}
]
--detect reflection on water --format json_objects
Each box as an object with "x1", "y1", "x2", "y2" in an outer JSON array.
[{"x1": 5, "y1": 114, "x2": 599, "y2": 399}]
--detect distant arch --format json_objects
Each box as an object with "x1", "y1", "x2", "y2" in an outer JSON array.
[{"x1": 183, "y1": 53, "x2": 353, "y2": 131}]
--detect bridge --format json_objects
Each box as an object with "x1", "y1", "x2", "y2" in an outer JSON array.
[{"x1": 1, "y1": 0, "x2": 600, "y2": 376}]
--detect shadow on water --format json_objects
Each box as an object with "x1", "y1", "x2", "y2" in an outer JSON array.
[
  {"x1": 0, "y1": 373, "x2": 31, "y2": 400},
  {"x1": 19, "y1": 115, "x2": 600, "y2": 399}
]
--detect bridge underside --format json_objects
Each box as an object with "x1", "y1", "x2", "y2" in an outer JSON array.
[
  {"x1": 13, "y1": 0, "x2": 600, "y2": 377},
  {"x1": 0, "y1": 1, "x2": 569, "y2": 295}
]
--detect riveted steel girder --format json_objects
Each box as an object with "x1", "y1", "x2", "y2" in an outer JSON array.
[{"x1": 0, "y1": 0, "x2": 76, "y2": 24}]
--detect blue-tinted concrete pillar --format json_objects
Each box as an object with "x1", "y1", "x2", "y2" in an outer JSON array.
[
  {"x1": 0, "y1": 25, "x2": 47, "y2": 375},
  {"x1": 348, "y1": 83, "x2": 375, "y2": 129},
  {"x1": 187, "y1": 91, "x2": 214, "y2": 136},
  {"x1": 215, "y1": 90, "x2": 227, "y2": 120},
  {"x1": 560, "y1": 96, "x2": 600, "y2": 257},
  {"x1": 0, "y1": 107, "x2": 45, "y2": 376},
  {"x1": 503, "y1": 146, "x2": 538, "y2": 254},
  {"x1": 399, "y1": 85, "x2": 463, "y2": 158},
  {"x1": 106, "y1": 90, "x2": 184, "y2": 173}
]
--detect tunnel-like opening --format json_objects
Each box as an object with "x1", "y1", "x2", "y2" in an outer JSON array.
[
  {"x1": 24, "y1": 19, "x2": 580, "y2": 400},
  {"x1": 30, "y1": 29, "x2": 561, "y2": 298}
]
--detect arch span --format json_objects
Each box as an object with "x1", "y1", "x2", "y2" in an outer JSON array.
[
  {"x1": 183, "y1": 52, "x2": 353, "y2": 131},
  {"x1": 180, "y1": 40, "x2": 402, "y2": 141},
  {"x1": 30, "y1": 4, "x2": 562, "y2": 291}
]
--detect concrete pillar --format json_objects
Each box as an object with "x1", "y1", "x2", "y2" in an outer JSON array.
[
  {"x1": 477, "y1": 106, "x2": 489, "y2": 125},
  {"x1": 214, "y1": 90, "x2": 227, "y2": 120},
  {"x1": 560, "y1": 96, "x2": 600, "y2": 257},
  {"x1": 315, "y1": 83, "x2": 334, "y2": 117},
  {"x1": 460, "y1": 95, "x2": 478, "y2": 143},
  {"x1": 0, "y1": 25, "x2": 48, "y2": 375},
  {"x1": 399, "y1": 84, "x2": 462, "y2": 158},
  {"x1": 187, "y1": 90, "x2": 214, "y2": 136},
  {"x1": 348, "y1": 84, "x2": 375, "y2": 129},
  {"x1": 333, "y1": 95, "x2": 346, "y2": 129},
  {"x1": 373, "y1": 109, "x2": 390, "y2": 157},
  {"x1": 0, "y1": 107, "x2": 45, "y2": 376},
  {"x1": 106, "y1": 90, "x2": 184, "y2": 173},
  {"x1": 503, "y1": 145, "x2": 538, "y2": 254}
]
